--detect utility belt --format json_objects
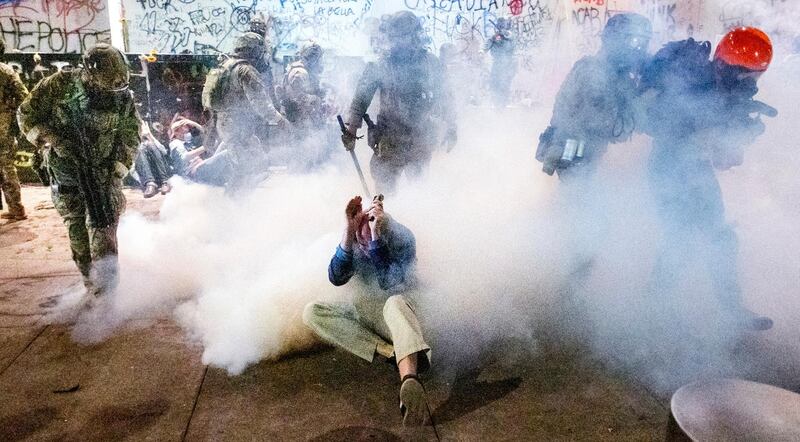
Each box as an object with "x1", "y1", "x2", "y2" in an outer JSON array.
[{"x1": 365, "y1": 115, "x2": 433, "y2": 158}]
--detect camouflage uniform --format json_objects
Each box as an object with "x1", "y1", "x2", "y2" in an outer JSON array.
[
  {"x1": 216, "y1": 61, "x2": 283, "y2": 152},
  {"x1": 0, "y1": 61, "x2": 29, "y2": 218},
  {"x1": 345, "y1": 12, "x2": 454, "y2": 194},
  {"x1": 282, "y1": 60, "x2": 324, "y2": 127},
  {"x1": 208, "y1": 33, "x2": 284, "y2": 183},
  {"x1": 18, "y1": 46, "x2": 140, "y2": 294},
  {"x1": 281, "y1": 42, "x2": 327, "y2": 129}
]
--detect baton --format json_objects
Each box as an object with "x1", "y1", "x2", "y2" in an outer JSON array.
[{"x1": 337, "y1": 115, "x2": 372, "y2": 198}]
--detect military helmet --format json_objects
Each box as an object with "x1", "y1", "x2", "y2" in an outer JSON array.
[
  {"x1": 82, "y1": 43, "x2": 130, "y2": 91},
  {"x1": 249, "y1": 16, "x2": 269, "y2": 37},
  {"x1": 299, "y1": 41, "x2": 323, "y2": 66},
  {"x1": 602, "y1": 13, "x2": 652, "y2": 52},
  {"x1": 385, "y1": 11, "x2": 422, "y2": 39},
  {"x1": 233, "y1": 32, "x2": 266, "y2": 61}
]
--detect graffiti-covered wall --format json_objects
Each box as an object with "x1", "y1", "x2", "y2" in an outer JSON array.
[
  {"x1": 119, "y1": 0, "x2": 720, "y2": 56},
  {"x1": 0, "y1": 0, "x2": 111, "y2": 53},
  {"x1": 123, "y1": 0, "x2": 380, "y2": 55},
  {"x1": 0, "y1": 1, "x2": 795, "y2": 56}
]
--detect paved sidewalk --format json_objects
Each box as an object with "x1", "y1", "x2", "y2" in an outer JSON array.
[{"x1": 0, "y1": 187, "x2": 669, "y2": 441}]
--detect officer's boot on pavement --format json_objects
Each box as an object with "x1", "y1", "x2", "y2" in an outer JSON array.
[{"x1": 1, "y1": 204, "x2": 27, "y2": 221}]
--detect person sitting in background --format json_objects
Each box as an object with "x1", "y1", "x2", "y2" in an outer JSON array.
[
  {"x1": 167, "y1": 116, "x2": 207, "y2": 178},
  {"x1": 134, "y1": 123, "x2": 171, "y2": 198},
  {"x1": 303, "y1": 195, "x2": 432, "y2": 427}
]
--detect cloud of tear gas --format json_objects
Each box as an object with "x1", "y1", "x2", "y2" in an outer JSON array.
[{"x1": 71, "y1": 4, "x2": 800, "y2": 390}]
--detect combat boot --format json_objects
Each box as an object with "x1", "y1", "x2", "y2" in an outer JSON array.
[{"x1": 1, "y1": 205, "x2": 27, "y2": 221}]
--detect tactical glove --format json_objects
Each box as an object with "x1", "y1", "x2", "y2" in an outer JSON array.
[{"x1": 341, "y1": 130, "x2": 357, "y2": 151}]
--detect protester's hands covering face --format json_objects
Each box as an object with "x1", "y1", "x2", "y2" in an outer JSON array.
[
  {"x1": 345, "y1": 195, "x2": 364, "y2": 232},
  {"x1": 344, "y1": 196, "x2": 368, "y2": 249}
]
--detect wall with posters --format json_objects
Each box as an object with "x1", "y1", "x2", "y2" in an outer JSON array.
[{"x1": 0, "y1": 0, "x2": 111, "y2": 52}]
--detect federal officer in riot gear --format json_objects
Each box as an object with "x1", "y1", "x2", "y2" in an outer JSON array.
[
  {"x1": 0, "y1": 39, "x2": 30, "y2": 221},
  {"x1": 18, "y1": 43, "x2": 141, "y2": 298},
  {"x1": 537, "y1": 13, "x2": 652, "y2": 179},
  {"x1": 641, "y1": 28, "x2": 776, "y2": 330},
  {"x1": 342, "y1": 11, "x2": 455, "y2": 194},
  {"x1": 199, "y1": 32, "x2": 287, "y2": 187},
  {"x1": 486, "y1": 17, "x2": 516, "y2": 108},
  {"x1": 281, "y1": 41, "x2": 327, "y2": 129},
  {"x1": 533, "y1": 14, "x2": 653, "y2": 323}
]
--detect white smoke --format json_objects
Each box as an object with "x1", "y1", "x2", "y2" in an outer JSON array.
[{"x1": 59, "y1": 3, "x2": 800, "y2": 392}]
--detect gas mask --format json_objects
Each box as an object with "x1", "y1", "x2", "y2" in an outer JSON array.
[{"x1": 82, "y1": 44, "x2": 131, "y2": 111}]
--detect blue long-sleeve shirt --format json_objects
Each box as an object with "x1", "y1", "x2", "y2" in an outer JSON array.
[{"x1": 328, "y1": 219, "x2": 416, "y2": 292}]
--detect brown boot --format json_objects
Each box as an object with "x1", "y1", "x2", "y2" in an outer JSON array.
[
  {"x1": 143, "y1": 182, "x2": 159, "y2": 198},
  {"x1": 1, "y1": 206, "x2": 27, "y2": 221},
  {"x1": 160, "y1": 181, "x2": 172, "y2": 195}
]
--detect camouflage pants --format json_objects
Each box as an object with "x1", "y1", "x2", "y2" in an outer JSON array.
[
  {"x1": 0, "y1": 135, "x2": 23, "y2": 214},
  {"x1": 53, "y1": 184, "x2": 125, "y2": 295},
  {"x1": 370, "y1": 137, "x2": 432, "y2": 195}
]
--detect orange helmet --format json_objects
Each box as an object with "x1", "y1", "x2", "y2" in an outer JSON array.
[{"x1": 714, "y1": 27, "x2": 773, "y2": 72}]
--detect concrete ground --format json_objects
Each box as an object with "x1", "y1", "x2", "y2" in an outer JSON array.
[{"x1": 0, "y1": 186, "x2": 671, "y2": 441}]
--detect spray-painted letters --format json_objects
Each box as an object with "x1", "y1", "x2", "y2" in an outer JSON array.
[
  {"x1": 124, "y1": 0, "x2": 375, "y2": 55},
  {"x1": 0, "y1": 0, "x2": 111, "y2": 53}
]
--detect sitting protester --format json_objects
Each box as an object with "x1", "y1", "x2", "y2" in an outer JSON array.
[
  {"x1": 167, "y1": 117, "x2": 207, "y2": 178},
  {"x1": 303, "y1": 195, "x2": 432, "y2": 427},
  {"x1": 134, "y1": 123, "x2": 172, "y2": 198}
]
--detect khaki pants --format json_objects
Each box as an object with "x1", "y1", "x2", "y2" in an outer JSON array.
[{"x1": 303, "y1": 293, "x2": 431, "y2": 367}]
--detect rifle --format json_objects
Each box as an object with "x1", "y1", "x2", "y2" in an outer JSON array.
[{"x1": 67, "y1": 102, "x2": 117, "y2": 229}]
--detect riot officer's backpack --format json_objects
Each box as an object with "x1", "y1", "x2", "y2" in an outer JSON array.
[
  {"x1": 641, "y1": 38, "x2": 715, "y2": 94},
  {"x1": 202, "y1": 58, "x2": 247, "y2": 111}
]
